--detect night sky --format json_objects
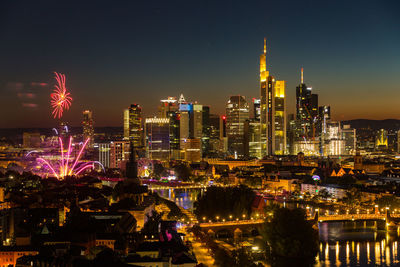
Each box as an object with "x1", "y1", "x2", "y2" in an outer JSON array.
[{"x1": 1, "y1": 0, "x2": 400, "y2": 128}]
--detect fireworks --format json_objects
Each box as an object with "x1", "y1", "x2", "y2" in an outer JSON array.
[
  {"x1": 37, "y1": 137, "x2": 96, "y2": 179},
  {"x1": 51, "y1": 72, "x2": 72, "y2": 119}
]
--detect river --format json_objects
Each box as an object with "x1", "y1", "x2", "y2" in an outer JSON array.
[{"x1": 153, "y1": 188, "x2": 400, "y2": 266}]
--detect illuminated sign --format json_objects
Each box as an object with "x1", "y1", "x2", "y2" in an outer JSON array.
[{"x1": 179, "y1": 104, "x2": 192, "y2": 111}]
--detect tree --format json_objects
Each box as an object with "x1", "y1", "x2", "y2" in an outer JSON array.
[
  {"x1": 152, "y1": 162, "x2": 165, "y2": 178},
  {"x1": 317, "y1": 188, "x2": 332, "y2": 200},
  {"x1": 174, "y1": 163, "x2": 191, "y2": 181},
  {"x1": 341, "y1": 187, "x2": 362, "y2": 212},
  {"x1": 194, "y1": 185, "x2": 255, "y2": 221},
  {"x1": 261, "y1": 207, "x2": 318, "y2": 266},
  {"x1": 375, "y1": 195, "x2": 400, "y2": 210}
]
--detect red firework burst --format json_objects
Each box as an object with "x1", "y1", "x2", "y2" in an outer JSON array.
[{"x1": 51, "y1": 72, "x2": 72, "y2": 119}]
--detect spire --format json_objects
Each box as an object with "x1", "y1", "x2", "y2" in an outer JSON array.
[
  {"x1": 263, "y1": 37, "x2": 266, "y2": 54},
  {"x1": 301, "y1": 67, "x2": 304, "y2": 84},
  {"x1": 178, "y1": 93, "x2": 186, "y2": 104},
  {"x1": 126, "y1": 140, "x2": 138, "y2": 179},
  {"x1": 129, "y1": 140, "x2": 136, "y2": 163}
]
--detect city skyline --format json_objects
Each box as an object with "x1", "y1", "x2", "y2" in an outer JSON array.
[{"x1": 1, "y1": 0, "x2": 400, "y2": 128}]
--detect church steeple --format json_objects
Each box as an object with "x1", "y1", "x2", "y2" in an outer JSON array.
[{"x1": 126, "y1": 141, "x2": 138, "y2": 180}]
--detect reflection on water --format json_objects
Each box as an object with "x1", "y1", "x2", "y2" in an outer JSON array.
[
  {"x1": 316, "y1": 221, "x2": 400, "y2": 266},
  {"x1": 154, "y1": 188, "x2": 400, "y2": 266},
  {"x1": 153, "y1": 188, "x2": 204, "y2": 210}
]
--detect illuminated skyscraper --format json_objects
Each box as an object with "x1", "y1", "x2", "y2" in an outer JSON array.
[
  {"x1": 244, "y1": 119, "x2": 261, "y2": 158},
  {"x1": 296, "y1": 68, "x2": 318, "y2": 140},
  {"x1": 179, "y1": 102, "x2": 191, "y2": 148},
  {"x1": 123, "y1": 109, "x2": 130, "y2": 139},
  {"x1": 260, "y1": 38, "x2": 286, "y2": 156},
  {"x1": 274, "y1": 80, "x2": 286, "y2": 155},
  {"x1": 226, "y1": 95, "x2": 249, "y2": 157},
  {"x1": 342, "y1": 125, "x2": 357, "y2": 155},
  {"x1": 110, "y1": 140, "x2": 130, "y2": 169},
  {"x1": 98, "y1": 143, "x2": 110, "y2": 168},
  {"x1": 82, "y1": 110, "x2": 94, "y2": 147},
  {"x1": 202, "y1": 106, "x2": 211, "y2": 156},
  {"x1": 159, "y1": 97, "x2": 178, "y2": 118},
  {"x1": 159, "y1": 97, "x2": 180, "y2": 159},
  {"x1": 124, "y1": 104, "x2": 143, "y2": 148},
  {"x1": 253, "y1": 98, "x2": 261, "y2": 121},
  {"x1": 192, "y1": 104, "x2": 203, "y2": 139},
  {"x1": 145, "y1": 117, "x2": 170, "y2": 161}
]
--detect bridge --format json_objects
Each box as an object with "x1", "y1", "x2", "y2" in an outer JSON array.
[
  {"x1": 198, "y1": 219, "x2": 264, "y2": 237},
  {"x1": 196, "y1": 210, "x2": 400, "y2": 237},
  {"x1": 309, "y1": 210, "x2": 400, "y2": 232}
]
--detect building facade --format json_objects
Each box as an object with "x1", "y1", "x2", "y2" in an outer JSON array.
[
  {"x1": 145, "y1": 118, "x2": 170, "y2": 161},
  {"x1": 82, "y1": 110, "x2": 94, "y2": 147},
  {"x1": 226, "y1": 95, "x2": 249, "y2": 158}
]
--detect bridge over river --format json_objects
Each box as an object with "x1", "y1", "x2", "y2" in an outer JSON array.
[{"x1": 196, "y1": 210, "x2": 400, "y2": 237}]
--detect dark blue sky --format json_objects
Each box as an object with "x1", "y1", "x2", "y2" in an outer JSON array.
[{"x1": 1, "y1": 0, "x2": 400, "y2": 127}]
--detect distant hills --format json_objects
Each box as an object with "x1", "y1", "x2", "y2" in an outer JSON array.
[{"x1": 342, "y1": 119, "x2": 400, "y2": 131}]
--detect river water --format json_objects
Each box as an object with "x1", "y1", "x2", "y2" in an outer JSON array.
[{"x1": 153, "y1": 188, "x2": 400, "y2": 266}]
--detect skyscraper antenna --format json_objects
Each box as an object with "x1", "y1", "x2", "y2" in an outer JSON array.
[
  {"x1": 263, "y1": 38, "x2": 266, "y2": 54},
  {"x1": 301, "y1": 67, "x2": 304, "y2": 84}
]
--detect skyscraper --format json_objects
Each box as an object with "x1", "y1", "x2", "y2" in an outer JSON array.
[
  {"x1": 253, "y1": 98, "x2": 261, "y2": 121},
  {"x1": 202, "y1": 106, "x2": 211, "y2": 157},
  {"x1": 179, "y1": 102, "x2": 191, "y2": 149},
  {"x1": 82, "y1": 110, "x2": 94, "y2": 147},
  {"x1": 159, "y1": 97, "x2": 179, "y2": 118},
  {"x1": 124, "y1": 104, "x2": 143, "y2": 148},
  {"x1": 159, "y1": 96, "x2": 180, "y2": 159},
  {"x1": 296, "y1": 68, "x2": 318, "y2": 140},
  {"x1": 260, "y1": 38, "x2": 286, "y2": 156},
  {"x1": 145, "y1": 117, "x2": 171, "y2": 161},
  {"x1": 274, "y1": 80, "x2": 286, "y2": 155},
  {"x1": 244, "y1": 119, "x2": 261, "y2": 159},
  {"x1": 226, "y1": 95, "x2": 249, "y2": 157}
]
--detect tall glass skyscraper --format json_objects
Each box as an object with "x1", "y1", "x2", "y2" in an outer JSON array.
[
  {"x1": 82, "y1": 110, "x2": 94, "y2": 147},
  {"x1": 226, "y1": 95, "x2": 249, "y2": 157},
  {"x1": 123, "y1": 104, "x2": 143, "y2": 148},
  {"x1": 145, "y1": 117, "x2": 170, "y2": 161},
  {"x1": 260, "y1": 38, "x2": 286, "y2": 156}
]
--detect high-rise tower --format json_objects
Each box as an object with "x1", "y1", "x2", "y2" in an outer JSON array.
[
  {"x1": 82, "y1": 110, "x2": 94, "y2": 147},
  {"x1": 226, "y1": 95, "x2": 249, "y2": 157},
  {"x1": 124, "y1": 104, "x2": 143, "y2": 148},
  {"x1": 260, "y1": 38, "x2": 286, "y2": 156},
  {"x1": 296, "y1": 68, "x2": 318, "y2": 140}
]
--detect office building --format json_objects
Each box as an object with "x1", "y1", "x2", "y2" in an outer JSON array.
[
  {"x1": 82, "y1": 110, "x2": 94, "y2": 147},
  {"x1": 183, "y1": 138, "x2": 202, "y2": 163},
  {"x1": 253, "y1": 98, "x2": 261, "y2": 120},
  {"x1": 202, "y1": 106, "x2": 211, "y2": 156},
  {"x1": 159, "y1": 97, "x2": 179, "y2": 118},
  {"x1": 208, "y1": 114, "x2": 221, "y2": 156},
  {"x1": 145, "y1": 117, "x2": 170, "y2": 161},
  {"x1": 179, "y1": 103, "x2": 191, "y2": 148},
  {"x1": 23, "y1": 132, "x2": 41, "y2": 148},
  {"x1": 226, "y1": 95, "x2": 249, "y2": 158},
  {"x1": 295, "y1": 68, "x2": 318, "y2": 140},
  {"x1": 244, "y1": 119, "x2": 262, "y2": 159},
  {"x1": 260, "y1": 38, "x2": 286, "y2": 156},
  {"x1": 110, "y1": 140, "x2": 130, "y2": 169},
  {"x1": 342, "y1": 125, "x2": 357, "y2": 155},
  {"x1": 98, "y1": 143, "x2": 111, "y2": 168}
]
